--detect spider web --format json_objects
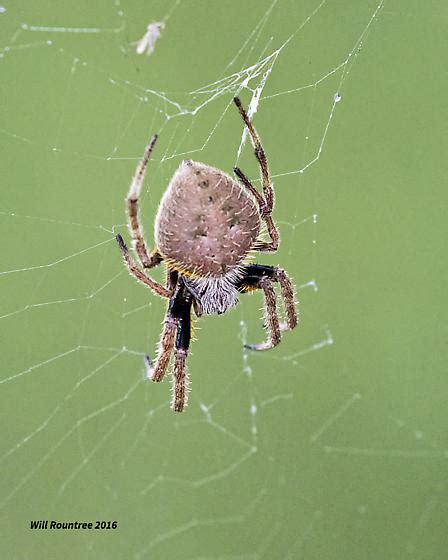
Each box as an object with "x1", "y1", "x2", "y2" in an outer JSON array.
[{"x1": 1, "y1": 1, "x2": 446, "y2": 559}]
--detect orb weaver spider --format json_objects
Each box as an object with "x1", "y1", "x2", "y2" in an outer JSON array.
[{"x1": 116, "y1": 97, "x2": 298, "y2": 411}]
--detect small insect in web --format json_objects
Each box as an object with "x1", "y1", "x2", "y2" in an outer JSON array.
[
  {"x1": 134, "y1": 22, "x2": 165, "y2": 56},
  {"x1": 116, "y1": 97, "x2": 298, "y2": 412}
]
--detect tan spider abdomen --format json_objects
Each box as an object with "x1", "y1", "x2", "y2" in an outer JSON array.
[{"x1": 155, "y1": 160, "x2": 260, "y2": 276}]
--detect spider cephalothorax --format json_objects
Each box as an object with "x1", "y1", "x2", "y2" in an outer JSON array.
[{"x1": 116, "y1": 97, "x2": 298, "y2": 412}]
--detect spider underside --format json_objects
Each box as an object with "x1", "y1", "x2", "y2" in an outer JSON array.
[{"x1": 116, "y1": 97, "x2": 298, "y2": 412}]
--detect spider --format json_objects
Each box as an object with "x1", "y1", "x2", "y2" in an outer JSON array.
[{"x1": 116, "y1": 97, "x2": 298, "y2": 412}]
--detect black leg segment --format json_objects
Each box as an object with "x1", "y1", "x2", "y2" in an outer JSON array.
[
  {"x1": 236, "y1": 263, "x2": 298, "y2": 350},
  {"x1": 236, "y1": 264, "x2": 275, "y2": 292}
]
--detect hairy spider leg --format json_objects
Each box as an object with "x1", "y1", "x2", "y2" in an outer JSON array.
[
  {"x1": 116, "y1": 234, "x2": 170, "y2": 298},
  {"x1": 172, "y1": 292, "x2": 193, "y2": 412},
  {"x1": 150, "y1": 281, "x2": 193, "y2": 412},
  {"x1": 149, "y1": 269, "x2": 179, "y2": 381},
  {"x1": 237, "y1": 264, "x2": 298, "y2": 350},
  {"x1": 127, "y1": 134, "x2": 160, "y2": 268},
  {"x1": 233, "y1": 97, "x2": 279, "y2": 252},
  {"x1": 150, "y1": 316, "x2": 177, "y2": 382},
  {"x1": 116, "y1": 133, "x2": 171, "y2": 298}
]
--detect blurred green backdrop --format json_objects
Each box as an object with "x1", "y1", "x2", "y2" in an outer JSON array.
[{"x1": 1, "y1": 1, "x2": 447, "y2": 559}]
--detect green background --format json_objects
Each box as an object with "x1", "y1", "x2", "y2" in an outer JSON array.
[{"x1": 1, "y1": 1, "x2": 447, "y2": 558}]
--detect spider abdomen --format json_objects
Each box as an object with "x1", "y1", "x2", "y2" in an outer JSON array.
[{"x1": 155, "y1": 160, "x2": 260, "y2": 276}]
